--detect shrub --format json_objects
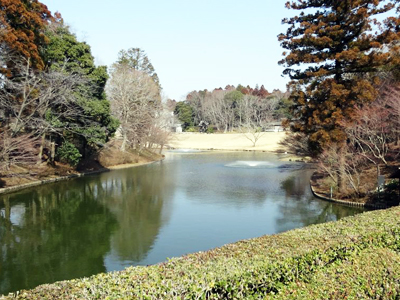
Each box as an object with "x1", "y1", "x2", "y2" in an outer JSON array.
[
  {"x1": 56, "y1": 141, "x2": 82, "y2": 167},
  {"x1": 207, "y1": 126, "x2": 215, "y2": 134},
  {"x1": 185, "y1": 126, "x2": 198, "y2": 133}
]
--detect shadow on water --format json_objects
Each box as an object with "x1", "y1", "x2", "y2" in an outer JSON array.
[
  {"x1": 0, "y1": 163, "x2": 172, "y2": 295},
  {"x1": 0, "y1": 180, "x2": 117, "y2": 295},
  {"x1": 276, "y1": 169, "x2": 366, "y2": 232},
  {"x1": 98, "y1": 163, "x2": 172, "y2": 263}
]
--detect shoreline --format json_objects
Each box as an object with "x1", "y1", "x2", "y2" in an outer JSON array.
[
  {"x1": 309, "y1": 177, "x2": 388, "y2": 209},
  {"x1": 168, "y1": 132, "x2": 308, "y2": 162},
  {"x1": 0, "y1": 132, "x2": 300, "y2": 195},
  {"x1": 0, "y1": 159, "x2": 163, "y2": 196},
  {"x1": 168, "y1": 132, "x2": 287, "y2": 152}
]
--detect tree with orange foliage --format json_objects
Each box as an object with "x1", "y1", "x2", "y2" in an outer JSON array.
[
  {"x1": 0, "y1": 0, "x2": 54, "y2": 72},
  {"x1": 279, "y1": 0, "x2": 400, "y2": 155}
]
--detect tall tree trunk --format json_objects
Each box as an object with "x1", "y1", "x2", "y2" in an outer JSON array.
[
  {"x1": 37, "y1": 133, "x2": 45, "y2": 164},
  {"x1": 121, "y1": 132, "x2": 127, "y2": 152},
  {"x1": 50, "y1": 141, "x2": 55, "y2": 165},
  {"x1": 337, "y1": 146, "x2": 346, "y2": 194}
]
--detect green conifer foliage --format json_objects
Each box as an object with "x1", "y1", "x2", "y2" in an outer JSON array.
[{"x1": 43, "y1": 24, "x2": 119, "y2": 155}]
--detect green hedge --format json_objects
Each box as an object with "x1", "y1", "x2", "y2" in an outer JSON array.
[{"x1": 3, "y1": 207, "x2": 400, "y2": 299}]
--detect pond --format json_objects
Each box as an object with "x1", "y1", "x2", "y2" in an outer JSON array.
[{"x1": 0, "y1": 151, "x2": 367, "y2": 295}]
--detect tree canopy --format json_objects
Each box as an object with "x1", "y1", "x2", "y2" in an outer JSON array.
[
  {"x1": 0, "y1": 0, "x2": 54, "y2": 72},
  {"x1": 0, "y1": 1, "x2": 118, "y2": 169},
  {"x1": 279, "y1": 0, "x2": 400, "y2": 153},
  {"x1": 117, "y1": 48, "x2": 161, "y2": 90},
  {"x1": 42, "y1": 23, "x2": 118, "y2": 152},
  {"x1": 174, "y1": 101, "x2": 193, "y2": 131}
]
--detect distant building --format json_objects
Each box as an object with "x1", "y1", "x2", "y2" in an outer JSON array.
[
  {"x1": 114, "y1": 125, "x2": 123, "y2": 139},
  {"x1": 173, "y1": 123, "x2": 182, "y2": 133},
  {"x1": 265, "y1": 122, "x2": 284, "y2": 132}
]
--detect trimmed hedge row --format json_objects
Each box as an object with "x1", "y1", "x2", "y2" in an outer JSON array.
[
  {"x1": 2, "y1": 207, "x2": 400, "y2": 299},
  {"x1": 274, "y1": 248, "x2": 400, "y2": 299}
]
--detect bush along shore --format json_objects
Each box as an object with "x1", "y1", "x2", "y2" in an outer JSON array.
[
  {"x1": 2, "y1": 207, "x2": 400, "y2": 299},
  {"x1": 0, "y1": 144, "x2": 164, "y2": 195}
]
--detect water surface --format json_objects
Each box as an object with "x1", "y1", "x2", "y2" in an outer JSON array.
[{"x1": 0, "y1": 151, "x2": 366, "y2": 295}]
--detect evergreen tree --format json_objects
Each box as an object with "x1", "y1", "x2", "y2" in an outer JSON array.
[
  {"x1": 279, "y1": 0, "x2": 400, "y2": 153},
  {"x1": 174, "y1": 102, "x2": 193, "y2": 131},
  {"x1": 117, "y1": 48, "x2": 161, "y2": 90},
  {"x1": 43, "y1": 23, "x2": 119, "y2": 156},
  {"x1": 0, "y1": 1, "x2": 118, "y2": 167},
  {"x1": 0, "y1": 0, "x2": 53, "y2": 72}
]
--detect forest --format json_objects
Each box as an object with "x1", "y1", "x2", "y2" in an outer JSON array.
[
  {"x1": 171, "y1": 85, "x2": 291, "y2": 133},
  {"x1": 0, "y1": 1, "x2": 171, "y2": 186}
]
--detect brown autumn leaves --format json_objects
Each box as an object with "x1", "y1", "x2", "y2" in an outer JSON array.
[{"x1": 279, "y1": 0, "x2": 400, "y2": 198}]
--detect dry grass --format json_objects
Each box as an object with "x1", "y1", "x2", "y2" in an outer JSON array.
[
  {"x1": 97, "y1": 140, "x2": 162, "y2": 168},
  {"x1": 0, "y1": 162, "x2": 76, "y2": 188},
  {"x1": 168, "y1": 132, "x2": 287, "y2": 152},
  {"x1": 312, "y1": 163, "x2": 400, "y2": 206},
  {"x1": 0, "y1": 139, "x2": 163, "y2": 189}
]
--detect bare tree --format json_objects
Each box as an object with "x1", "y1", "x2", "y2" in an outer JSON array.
[
  {"x1": 319, "y1": 143, "x2": 368, "y2": 197},
  {"x1": 117, "y1": 48, "x2": 161, "y2": 90},
  {"x1": 0, "y1": 55, "x2": 91, "y2": 162},
  {"x1": 279, "y1": 132, "x2": 311, "y2": 156},
  {"x1": 0, "y1": 57, "x2": 44, "y2": 136},
  {"x1": 107, "y1": 64, "x2": 160, "y2": 151},
  {"x1": 318, "y1": 87, "x2": 399, "y2": 197},
  {"x1": 342, "y1": 98, "x2": 394, "y2": 166},
  {"x1": 0, "y1": 131, "x2": 38, "y2": 172},
  {"x1": 202, "y1": 90, "x2": 228, "y2": 131},
  {"x1": 186, "y1": 91, "x2": 205, "y2": 126},
  {"x1": 384, "y1": 85, "x2": 400, "y2": 146},
  {"x1": 238, "y1": 95, "x2": 277, "y2": 147},
  {"x1": 146, "y1": 102, "x2": 174, "y2": 153}
]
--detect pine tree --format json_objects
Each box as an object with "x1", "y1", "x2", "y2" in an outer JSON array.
[
  {"x1": 279, "y1": 0, "x2": 400, "y2": 154},
  {"x1": 117, "y1": 48, "x2": 161, "y2": 90},
  {"x1": 0, "y1": 0, "x2": 53, "y2": 72}
]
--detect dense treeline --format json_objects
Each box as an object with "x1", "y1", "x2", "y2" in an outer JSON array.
[
  {"x1": 0, "y1": 1, "x2": 170, "y2": 176},
  {"x1": 171, "y1": 84, "x2": 291, "y2": 134},
  {"x1": 0, "y1": 1, "x2": 119, "y2": 170}
]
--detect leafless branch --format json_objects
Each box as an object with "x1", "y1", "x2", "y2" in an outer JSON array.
[
  {"x1": 0, "y1": 131, "x2": 38, "y2": 172},
  {"x1": 107, "y1": 64, "x2": 160, "y2": 151}
]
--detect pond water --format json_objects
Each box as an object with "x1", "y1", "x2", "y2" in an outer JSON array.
[{"x1": 0, "y1": 151, "x2": 367, "y2": 295}]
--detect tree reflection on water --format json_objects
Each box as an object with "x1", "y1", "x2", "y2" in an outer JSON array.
[
  {"x1": 0, "y1": 181, "x2": 117, "y2": 295},
  {"x1": 0, "y1": 163, "x2": 172, "y2": 295},
  {"x1": 0, "y1": 153, "x2": 366, "y2": 296},
  {"x1": 277, "y1": 170, "x2": 366, "y2": 232}
]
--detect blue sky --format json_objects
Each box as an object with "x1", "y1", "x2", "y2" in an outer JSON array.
[{"x1": 45, "y1": 1, "x2": 292, "y2": 100}]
